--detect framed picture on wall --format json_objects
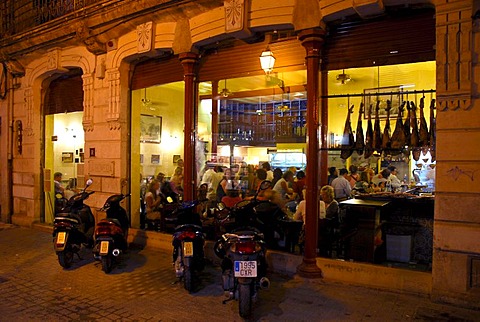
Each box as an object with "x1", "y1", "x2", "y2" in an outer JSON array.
[
  {"x1": 363, "y1": 86, "x2": 404, "y2": 119},
  {"x1": 151, "y1": 154, "x2": 160, "y2": 164},
  {"x1": 140, "y1": 114, "x2": 162, "y2": 143},
  {"x1": 62, "y1": 152, "x2": 74, "y2": 163}
]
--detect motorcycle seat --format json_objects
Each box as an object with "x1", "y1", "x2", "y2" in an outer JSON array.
[
  {"x1": 54, "y1": 216, "x2": 80, "y2": 225},
  {"x1": 174, "y1": 223, "x2": 202, "y2": 232},
  {"x1": 104, "y1": 218, "x2": 122, "y2": 227}
]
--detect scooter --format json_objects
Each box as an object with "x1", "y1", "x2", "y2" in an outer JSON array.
[
  {"x1": 93, "y1": 193, "x2": 130, "y2": 273},
  {"x1": 53, "y1": 179, "x2": 95, "y2": 269},
  {"x1": 213, "y1": 181, "x2": 271, "y2": 318},
  {"x1": 172, "y1": 200, "x2": 205, "y2": 293}
]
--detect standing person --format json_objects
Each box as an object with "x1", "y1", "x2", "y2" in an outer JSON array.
[
  {"x1": 330, "y1": 168, "x2": 351, "y2": 201},
  {"x1": 54, "y1": 172, "x2": 65, "y2": 197},
  {"x1": 170, "y1": 166, "x2": 184, "y2": 196},
  {"x1": 200, "y1": 162, "x2": 215, "y2": 189},
  {"x1": 292, "y1": 170, "x2": 306, "y2": 201},
  {"x1": 387, "y1": 165, "x2": 402, "y2": 190},
  {"x1": 271, "y1": 168, "x2": 283, "y2": 187},
  {"x1": 54, "y1": 172, "x2": 66, "y2": 214},
  {"x1": 262, "y1": 162, "x2": 274, "y2": 181},
  {"x1": 371, "y1": 168, "x2": 391, "y2": 191},
  {"x1": 328, "y1": 167, "x2": 338, "y2": 185},
  {"x1": 245, "y1": 164, "x2": 257, "y2": 197},
  {"x1": 348, "y1": 165, "x2": 360, "y2": 188},
  {"x1": 272, "y1": 170, "x2": 295, "y2": 204}
]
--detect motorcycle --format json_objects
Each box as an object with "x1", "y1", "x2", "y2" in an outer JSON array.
[
  {"x1": 172, "y1": 200, "x2": 205, "y2": 293},
  {"x1": 93, "y1": 193, "x2": 130, "y2": 273},
  {"x1": 52, "y1": 179, "x2": 95, "y2": 269},
  {"x1": 213, "y1": 181, "x2": 271, "y2": 318}
]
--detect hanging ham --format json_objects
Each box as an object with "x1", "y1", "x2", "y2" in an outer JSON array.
[
  {"x1": 403, "y1": 101, "x2": 411, "y2": 147},
  {"x1": 364, "y1": 104, "x2": 374, "y2": 159},
  {"x1": 410, "y1": 101, "x2": 421, "y2": 161},
  {"x1": 381, "y1": 100, "x2": 392, "y2": 155},
  {"x1": 354, "y1": 102, "x2": 365, "y2": 155},
  {"x1": 429, "y1": 98, "x2": 436, "y2": 162},
  {"x1": 390, "y1": 101, "x2": 407, "y2": 154},
  {"x1": 373, "y1": 101, "x2": 382, "y2": 153},
  {"x1": 418, "y1": 97, "x2": 430, "y2": 154},
  {"x1": 340, "y1": 105, "x2": 355, "y2": 160}
]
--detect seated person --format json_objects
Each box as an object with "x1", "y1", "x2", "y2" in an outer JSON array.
[
  {"x1": 221, "y1": 189, "x2": 243, "y2": 208},
  {"x1": 145, "y1": 179, "x2": 162, "y2": 221}
]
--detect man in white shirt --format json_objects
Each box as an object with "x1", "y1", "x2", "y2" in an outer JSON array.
[
  {"x1": 330, "y1": 168, "x2": 351, "y2": 201},
  {"x1": 387, "y1": 165, "x2": 402, "y2": 190}
]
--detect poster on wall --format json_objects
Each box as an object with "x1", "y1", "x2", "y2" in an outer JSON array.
[
  {"x1": 151, "y1": 154, "x2": 161, "y2": 164},
  {"x1": 364, "y1": 86, "x2": 403, "y2": 118},
  {"x1": 140, "y1": 114, "x2": 162, "y2": 143},
  {"x1": 62, "y1": 152, "x2": 74, "y2": 163}
]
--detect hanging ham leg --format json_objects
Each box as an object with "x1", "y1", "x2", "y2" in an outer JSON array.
[
  {"x1": 364, "y1": 104, "x2": 374, "y2": 159},
  {"x1": 381, "y1": 100, "x2": 392, "y2": 155},
  {"x1": 373, "y1": 100, "x2": 382, "y2": 153},
  {"x1": 390, "y1": 101, "x2": 407, "y2": 154},
  {"x1": 403, "y1": 101, "x2": 411, "y2": 148},
  {"x1": 410, "y1": 101, "x2": 421, "y2": 161},
  {"x1": 429, "y1": 98, "x2": 436, "y2": 162},
  {"x1": 354, "y1": 102, "x2": 365, "y2": 155},
  {"x1": 418, "y1": 97, "x2": 430, "y2": 154},
  {"x1": 340, "y1": 105, "x2": 355, "y2": 160}
]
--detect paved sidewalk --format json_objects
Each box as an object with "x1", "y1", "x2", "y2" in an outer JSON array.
[{"x1": 0, "y1": 223, "x2": 478, "y2": 321}]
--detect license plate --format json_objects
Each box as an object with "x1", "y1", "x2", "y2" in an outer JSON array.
[
  {"x1": 56, "y1": 232, "x2": 66, "y2": 245},
  {"x1": 234, "y1": 261, "x2": 257, "y2": 277},
  {"x1": 99, "y1": 241, "x2": 109, "y2": 255},
  {"x1": 183, "y1": 242, "x2": 193, "y2": 257}
]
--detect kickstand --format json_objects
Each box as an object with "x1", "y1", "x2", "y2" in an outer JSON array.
[{"x1": 171, "y1": 278, "x2": 181, "y2": 285}]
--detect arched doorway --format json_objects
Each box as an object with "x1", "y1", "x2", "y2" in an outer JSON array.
[{"x1": 42, "y1": 68, "x2": 85, "y2": 223}]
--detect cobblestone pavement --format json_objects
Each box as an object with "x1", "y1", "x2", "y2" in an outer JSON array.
[{"x1": 0, "y1": 224, "x2": 479, "y2": 321}]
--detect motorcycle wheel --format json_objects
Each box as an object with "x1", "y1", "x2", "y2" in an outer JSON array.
[
  {"x1": 58, "y1": 250, "x2": 74, "y2": 269},
  {"x1": 183, "y1": 265, "x2": 193, "y2": 293},
  {"x1": 101, "y1": 254, "x2": 113, "y2": 273},
  {"x1": 238, "y1": 282, "x2": 253, "y2": 318}
]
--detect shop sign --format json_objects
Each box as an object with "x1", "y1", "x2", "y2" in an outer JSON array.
[{"x1": 88, "y1": 160, "x2": 115, "y2": 177}]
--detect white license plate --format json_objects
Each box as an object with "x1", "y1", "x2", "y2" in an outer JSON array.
[
  {"x1": 183, "y1": 242, "x2": 193, "y2": 257},
  {"x1": 56, "y1": 232, "x2": 66, "y2": 245},
  {"x1": 100, "y1": 241, "x2": 109, "y2": 255},
  {"x1": 234, "y1": 261, "x2": 257, "y2": 277}
]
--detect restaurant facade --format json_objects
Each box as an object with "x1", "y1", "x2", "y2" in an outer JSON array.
[{"x1": 0, "y1": 0, "x2": 479, "y2": 309}]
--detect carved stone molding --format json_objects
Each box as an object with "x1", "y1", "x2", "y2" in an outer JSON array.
[
  {"x1": 82, "y1": 74, "x2": 94, "y2": 132},
  {"x1": 137, "y1": 22, "x2": 153, "y2": 53},
  {"x1": 75, "y1": 21, "x2": 106, "y2": 55},
  {"x1": 224, "y1": 0, "x2": 245, "y2": 33},
  {"x1": 437, "y1": 93, "x2": 472, "y2": 111},
  {"x1": 436, "y1": 2, "x2": 473, "y2": 110},
  {"x1": 23, "y1": 87, "x2": 34, "y2": 136},
  {"x1": 106, "y1": 68, "x2": 121, "y2": 130}
]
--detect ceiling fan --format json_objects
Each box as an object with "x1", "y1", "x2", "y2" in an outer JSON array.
[
  {"x1": 213, "y1": 79, "x2": 231, "y2": 100},
  {"x1": 141, "y1": 88, "x2": 167, "y2": 110}
]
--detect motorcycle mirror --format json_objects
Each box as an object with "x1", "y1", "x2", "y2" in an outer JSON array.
[
  {"x1": 217, "y1": 202, "x2": 226, "y2": 211},
  {"x1": 166, "y1": 196, "x2": 173, "y2": 203},
  {"x1": 259, "y1": 180, "x2": 271, "y2": 190},
  {"x1": 86, "y1": 179, "x2": 93, "y2": 187}
]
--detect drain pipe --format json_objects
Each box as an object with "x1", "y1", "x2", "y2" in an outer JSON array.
[{"x1": 5, "y1": 71, "x2": 14, "y2": 223}]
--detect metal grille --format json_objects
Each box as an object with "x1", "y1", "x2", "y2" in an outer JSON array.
[{"x1": 0, "y1": 0, "x2": 97, "y2": 37}]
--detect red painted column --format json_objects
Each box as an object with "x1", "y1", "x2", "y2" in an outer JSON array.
[
  {"x1": 320, "y1": 70, "x2": 329, "y2": 187},
  {"x1": 297, "y1": 28, "x2": 325, "y2": 278},
  {"x1": 179, "y1": 52, "x2": 198, "y2": 201}
]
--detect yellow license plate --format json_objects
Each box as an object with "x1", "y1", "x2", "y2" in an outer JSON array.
[
  {"x1": 183, "y1": 242, "x2": 193, "y2": 257},
  {"x1": 56, "y1": 232, "x2": 66, "y2": 245},
  {"x1": 100, "y1": 241, "x2": 109, "y2": 255}
]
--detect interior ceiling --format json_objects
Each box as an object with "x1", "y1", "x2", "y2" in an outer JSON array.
[{"x1": 150, "y1": 61, "x2": 435, "y2": 104}]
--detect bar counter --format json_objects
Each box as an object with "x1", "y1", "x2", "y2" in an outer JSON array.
[{"x1": 338, "y1": 192, "x2": 434, "y2": 267}]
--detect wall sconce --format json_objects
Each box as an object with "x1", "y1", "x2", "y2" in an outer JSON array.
[{"x1": 259, "y1": 46, "x2": 275, "y2": 74}]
